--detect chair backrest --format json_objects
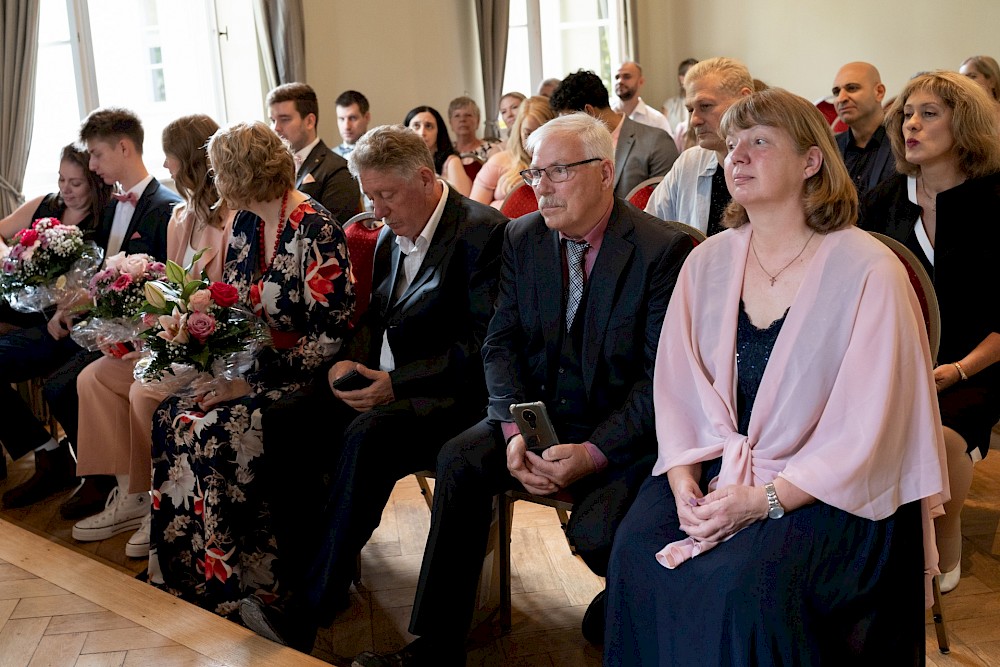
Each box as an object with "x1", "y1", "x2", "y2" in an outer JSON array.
[
  {"x1": 869, "y1": 231, "x2": 941, "y2": 361},
  {"x1": 499, "y1": 181, "x2": 539, "y2": 218},
  {"x1": 625, "y1": 176, "x2": 664, "y2": 211},
  {"x1": 343, "y1": 212, "x2": 385, "y2": 327},
  {"x1": 664, "y1": 219, "x2": 707, "y2": 246},
  {"x1": 462, "y1": 155, "x2": 485, "y2": 182}
]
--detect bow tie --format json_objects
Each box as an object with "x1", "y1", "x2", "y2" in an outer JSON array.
[{"x1": 112, "y1": 191, "x2": 138, "y2": 206}]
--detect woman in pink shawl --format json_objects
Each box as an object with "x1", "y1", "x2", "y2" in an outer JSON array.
[{"x1": 604, "y1": 89, "x2": 947, "y2": 665}]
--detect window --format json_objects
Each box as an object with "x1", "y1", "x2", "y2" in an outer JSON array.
[
  {"x1": 503, "y1": 0, "x2": 627, "y2": 101},
  {"x1": 22, "y1": 0, "x2": 264, "y2": 199}
]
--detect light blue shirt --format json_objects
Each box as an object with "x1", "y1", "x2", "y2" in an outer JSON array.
[{"x1": 644, "y1": 146, "x2": 718, "y2": 234}]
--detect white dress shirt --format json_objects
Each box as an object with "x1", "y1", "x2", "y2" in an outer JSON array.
[
  {"x1": 293, "y1": 136, "x2": 321, "y2": 175},
  {"x1": 613, "y1": 97, "x2": 674, "y2": 136},
  {"x1": 107, "y1": 174, "x2": 153, "y2": 258},
  {"x1": 379, "y1": 181, "x2": 450, "y2": 372}
]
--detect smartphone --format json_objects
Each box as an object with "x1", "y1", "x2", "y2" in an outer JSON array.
[
  {"x1": 331, "y1": 369, "x2": 373, "y2": 392},
  {"x1": 509, "y1": 401, "x2": 559, "y2": 455}
]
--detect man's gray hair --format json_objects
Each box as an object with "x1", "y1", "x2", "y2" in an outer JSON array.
[
  {"x1": 347, "y1": 124, "x2": 435, "y2": 178},
  {"x1": 684, "y1": 57, "x2": 753, "y2": 98},
  {"x1": 524, "y1": 113, "x2": 614, "y2": 164}
]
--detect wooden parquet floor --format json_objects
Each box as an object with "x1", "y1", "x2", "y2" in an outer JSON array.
[{"x1": 0, "y1": 431, "x2": 998, "y2": 665}]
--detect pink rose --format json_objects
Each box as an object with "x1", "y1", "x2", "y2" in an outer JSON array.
[
  {"x1": 111, "y1": 273, "x2": 133, "y2": 291},
  {"x1": 120, "y1": 254, "x2": 151, "y2": 279},
  {"x1": 18, "y1": 229, "x2": 38, "y2": 247},
  {"x1": 104, "y1": 252, "x2": 127, "y2": 272},
  {"x1": 142, "y1": 312, "x2": 158, "y2": 328},
  {"x1": 208, "y1": 282, "x2": 239, "y2": 308},
  {"x1": 186, "y1": 311, "x2": 217, "y2": 343},
  {"x1": 188, "y1": 289, "x2": 213, "y2": 312}
]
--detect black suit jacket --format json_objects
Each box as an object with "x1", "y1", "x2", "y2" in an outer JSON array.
[
  {"x1": 835, "y1": 126, "x2": 896, "y2": 196},
  {"x1": 94, "y1": 178, "x2": 179, "y2": 261},
  {"x1": 297, "y1": 139, "x2": 360, "y2": 224},
  {"x1": 483, "y1": 198, "x2": 692, "y2": 467},
  {"x1": 350, "y1": 187, "x2": 507, "y2": 416}
]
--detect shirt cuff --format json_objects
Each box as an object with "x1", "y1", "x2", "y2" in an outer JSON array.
[
  {"x1": 582, "y1": 441, "x2": 608, "y2": 471},
  {"x1": 501, "y1": 421, "x2": 520, "y2": 442}
]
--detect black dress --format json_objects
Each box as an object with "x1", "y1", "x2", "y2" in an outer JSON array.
[
  {"x1": 860, "y1": 173, "x2": 1000, "y2": 459},
  {"x1": 603, "y1": 303, "x2": 924, "y2": 666}
]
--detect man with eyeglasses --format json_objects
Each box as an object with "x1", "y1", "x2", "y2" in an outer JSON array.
[{"x1": 352, "y1": 114, "x2": 692, "y2": 666}]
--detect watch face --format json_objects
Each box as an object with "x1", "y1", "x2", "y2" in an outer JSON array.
[{"x1": 768, "y1": 505, "x2": 785, "y2": 520}]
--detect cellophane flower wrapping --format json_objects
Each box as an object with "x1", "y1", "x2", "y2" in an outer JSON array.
[
  {"x1": 132, "y1": 258, "x2": 270, "y2": 396},
  {"x1": 0, "y1": 218, "x2": 103, "y2": 313},
  {"x1": 70, "y1": 252, "x2": 167, "y2": 351}
]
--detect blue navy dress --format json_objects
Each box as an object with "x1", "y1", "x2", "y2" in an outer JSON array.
[
  {"x1": 604, "y1": 303, "x2": 924, "y2": 666},
  {"x1": 148, "y1": 201, "x2": 353, "y2": 616}
]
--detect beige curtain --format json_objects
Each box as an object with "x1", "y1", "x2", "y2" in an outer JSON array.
[
  {"x1": 0, "y1": 1, "x2": 40, "y2": 218},
  {"x1": 475, "y1": 0, "x2": 510, "y2": 140},
  {"x1": 253, "y1": 0, "x2": 306, "y2": 89}
]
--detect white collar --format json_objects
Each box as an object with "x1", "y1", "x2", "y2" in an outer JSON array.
[{"x1": 397, "y1": 180, "x2": 449, "y2": 255}]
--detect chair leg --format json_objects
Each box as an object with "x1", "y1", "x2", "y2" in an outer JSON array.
[
  {"x1": 556, "y1": 507, "x2": 576, "y2": 555},
  {"x1": 932, "y1": 574, "x2": 950, "y2": 654},
  {"x1": 354, "y1": 553, "x2": 362, "y2": 585},
  {"x1": 415, "y1": 474, "x2": 434, "y2": 512},
  {"x1": 498, "y1": 493, "x2": 514, "y2": 634}
]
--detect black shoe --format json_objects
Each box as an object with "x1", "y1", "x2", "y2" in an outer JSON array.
[
  {"x1": 239, "y1": 595, "x2": 317, "y2": 653},
  {"x1": 2, "y1": 444, "x2": 77, "y2": 508},
  {"x1": 59, "y1": 475, "x2": 118, "y2": 519},
  {"x1": 352, "y1": 637, "x2": 464, "y2": 667},
  {"x1": 581, "y1": 589, "x2": 606, "y2": 645}
]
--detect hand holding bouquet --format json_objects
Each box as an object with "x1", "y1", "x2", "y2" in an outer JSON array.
[
  {"x1": 134, "y1": 258, "x2": 269, "y2": 394},
  {"x1": 0, "y1": 217, "x2": 103, "y2": 312},
  {"x1": 70, "y1": 252, "x2": 167, "y2": 352}
]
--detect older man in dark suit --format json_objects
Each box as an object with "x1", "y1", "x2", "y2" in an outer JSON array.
[
  {"x1": 1, "y1": 107, "x2": 178, "y2": 512},
  {"x1": 268, "y1": 82, "x2": 361, "y2": 222},
  {"x1": 239, "y1": 125, "x2": 507, "y2": 651},
  {"x1": 353, "y1": 113, "x2": 692, "y2": 666}
]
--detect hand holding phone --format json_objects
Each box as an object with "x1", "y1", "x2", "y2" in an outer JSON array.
[
  {"x1": 509, "y1": 401, "x2": 559, "y2": 455},
  {"x1": 331, "y1": 368, "x2": 374, "y2": 392}
]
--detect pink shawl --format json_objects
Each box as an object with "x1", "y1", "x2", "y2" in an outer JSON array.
[{"x1": 651, "y1": 225, "x2": 948, "y2": 593}]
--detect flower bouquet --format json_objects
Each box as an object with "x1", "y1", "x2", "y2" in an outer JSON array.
[
  {"x1": 70, "y1": 252, "x2": 166, "y2": 353},
  {"x1": 0, "y1": 217, "x2": 103, "y2": 312},
  {"x1": 133, "y1": 259, "x2": 269, "y2": 395}
]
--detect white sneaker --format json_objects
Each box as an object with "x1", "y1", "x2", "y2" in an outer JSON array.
[
  {"x1": 938, "y1": 562, "x2": 961, "y2": 594},
  {"x1": 125, "y1": 513, "x2": 151, "y2": 558},
  {"x1": 72, "y1": 487, "x2": 149, "y2": 542}
]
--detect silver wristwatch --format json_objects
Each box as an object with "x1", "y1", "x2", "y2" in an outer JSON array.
[{"x1": 764, "y1": 482, "x2": 785, "y2": 520}]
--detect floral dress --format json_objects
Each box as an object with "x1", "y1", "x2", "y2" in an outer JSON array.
[{"x1": 148, "y1": 201, "x2": 353, "y2": 615}]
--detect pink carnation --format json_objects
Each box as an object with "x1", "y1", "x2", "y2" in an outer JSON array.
[
  {"x1": 186, "y1": 311, "x2": 217, "y2": 343},
  {"x1": 111, "y1": 273, "x2": 133, "y2": 291}
]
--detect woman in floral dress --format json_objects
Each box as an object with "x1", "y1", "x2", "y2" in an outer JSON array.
[{"x1": 147, "y1": 121, "x2": 353, "y2": 615}]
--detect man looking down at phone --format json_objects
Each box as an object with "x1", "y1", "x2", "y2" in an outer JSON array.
[
  {"x1": 351, "y1": 113, "x2": 693, "y2": 666},
  {"x1": 238, "y1": 125, "x2": 507, "y2": 652}
]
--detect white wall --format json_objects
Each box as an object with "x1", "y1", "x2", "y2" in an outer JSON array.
[
  {"x1": 636, "y1": 0, "x2": 1000, "y2": 109},
  {"x1": 301, "y1": 0, "x2": 483, "y2": 142}
]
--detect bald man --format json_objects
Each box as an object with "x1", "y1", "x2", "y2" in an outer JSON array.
[
  {"x1": 613, "y1": 61, "x2": 674, "y2": 135},
  {"x1": 831, "y1": 61, "x2": 897, "y2": 197}
]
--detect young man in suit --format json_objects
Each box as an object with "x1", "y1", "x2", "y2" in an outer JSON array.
[
  {"x1": 268, "y1": 82, "x2": 361, "y2": 223},
  {"x1": 239, "y1": 125, "x2": 507, "y2": 651},
  {"x1": 352, "y1": 114, "x2": 692, "y2": 665},
  {"x1": 550, "y1": 69, "x2": 679, "y2": 200},
  {"x1": 1, "y1": 107, "x2": 179, "y2": 514}
]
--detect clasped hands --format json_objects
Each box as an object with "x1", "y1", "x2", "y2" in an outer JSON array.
[
  {"x1": 506, "y1": 434, "x2": 595, "y2": 496},
  {"x1": 672, "y1": 475, "x2": 768, "y2": 545},
  {"x1": 328, "y1": 360, "x2": 394, "y2": 412}
]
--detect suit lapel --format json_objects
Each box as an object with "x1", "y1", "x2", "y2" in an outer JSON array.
[
  {"x1": 869, "y1": 134, "x2": 893, "y2": 193},
  {"x1": 296, "y1": 140, "x2": 328, "y2": 188},
  {"x1": 613, "y1": 119, "x2": 635, "y2": 190},
  {"x1": 372, "y1": 227, "x2": 399, "y2": 316},
  {"x1": 535, "y1": 225, "x2": 563, "y2": 371},
  {"x1": 580, "y1": 203, "x2": 633, "y2": 393},
  {"x1": 394, "y1": 200, "x2": 458, "y2": 311}
]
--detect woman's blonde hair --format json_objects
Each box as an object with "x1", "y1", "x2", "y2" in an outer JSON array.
[
  {"x1": 162, "y1": 114, "x2": 224, "y2": 228},
  {"x1": 207, "y1": 121, "x2": 294, "y2": 207},
  {"x1": 498, "y1": 96, "x2": 555, "y2": 194},
  {"x1": 885, "y1": 70, "x2": 1000, "y2": 179},
  {"x1": 719, "y1": 88, "x2": 857, "y2": 233},
  {"x1": 961, "y1": 55, "x2": 1000, "y2": 101}
]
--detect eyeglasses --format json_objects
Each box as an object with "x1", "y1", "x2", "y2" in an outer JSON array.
[{"x1": 519, "y1": 158, "x2": 601, "y2": 187}]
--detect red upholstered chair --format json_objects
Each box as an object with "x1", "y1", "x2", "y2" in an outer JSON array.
[
  {"x1": 816, "y1": 99, "x2": 849, "y2": 134},
  {"x1": 462, "y1": 155, "x2": 485, "y2": 182},
  {"x1": 625, "y1": 176, "x2": 664, "y2": 210},
  {"x1": 868, "y1": 231, "x2": 947, "y2": 654},
  {"x1": 343, "y1": 212, "x2": 384, "y2": 328},
  {"x1": 499, "y1": 182, "x2": 538, "y2": 218}
]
